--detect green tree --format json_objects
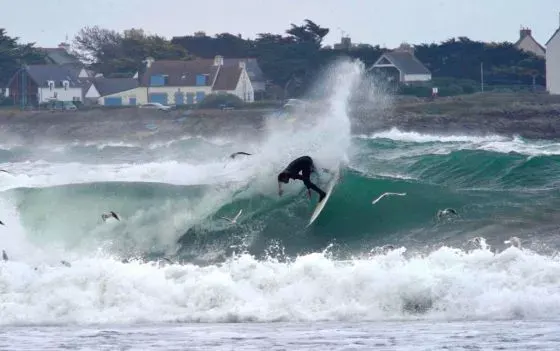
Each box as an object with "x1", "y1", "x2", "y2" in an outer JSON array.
[
  {"x1": 73, "y1": 26, "x2": 190, "y2": 77},
  {"x1": 0, "y1": 28, "x2": 45, "y2": 86}
]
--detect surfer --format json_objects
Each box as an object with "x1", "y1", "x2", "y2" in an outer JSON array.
[{"x1": 277, "y1": 156, "x2": 327, "y2": 202}]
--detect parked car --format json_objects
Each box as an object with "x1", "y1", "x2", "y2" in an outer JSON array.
[{"x1": 138, "y1": 102, "x2": 173, "y2": 111}]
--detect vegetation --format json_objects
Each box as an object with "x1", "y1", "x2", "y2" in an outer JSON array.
[
  {"x1": 0, "y1": 29, "x2": 45, "y2": 86},
  {"x1": 196, "y1": 93, "x2": 244, "y2": 109},
  {"x1": 0, "y1": 21, "x2": 548, "y2": 100}
]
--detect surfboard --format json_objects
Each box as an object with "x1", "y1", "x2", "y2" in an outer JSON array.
[{"x1": 307, "y1": 167, "x2": 340, "y2": 227}]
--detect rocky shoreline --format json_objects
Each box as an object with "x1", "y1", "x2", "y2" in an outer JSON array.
[{"x1": 1, "y1": 93, "x2": 560, "y2": 144}]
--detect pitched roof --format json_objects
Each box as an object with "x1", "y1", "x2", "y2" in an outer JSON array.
[
  {"x1": 374, "y1": 51, "x2": 431, "y2": 75},
  {"x1": 93, "y1": 77, "x2": 139, "y2": 96},
  {"x1": 24, "y1": 64, "x2": 81, "y2": 87},
  {"x1": 41, "y1": 48, "x2": 82, "y2": 65},
  {"x1": 140, "y1": 60, "x2": 219, "y2": 86},
  {"x1": 223, "y1": 58, "x2": 264, "y2": 82},
  {"x1": 546, "y1": 29, "x2": 560, "y2": 46},
  {"x1": 514, "y1": 34, "x2": 546, "y2": 53},
  {"x1": 212, "y1": 66, "x2": 242, "y2": 91}
]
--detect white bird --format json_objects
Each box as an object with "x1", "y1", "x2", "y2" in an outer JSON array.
[
  {"x1": 371, "y1": 192, "x2": 407, "y2": 205},
  {"x1": 220, "y1": 209, "x2": 243, "y2": 224}
]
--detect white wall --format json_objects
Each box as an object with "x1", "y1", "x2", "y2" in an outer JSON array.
[
  {"x1": 38, "y1": 87, "x2": 82, "y2": 103},
  {"x1": 403, "y1": 74, "x2": 432, "y2": 82},
  {"x1": 234, "y1": 69, "x2": 254, "y2": 102},
  {"x1": 85, "y1": 84, "x2": 100, "y2": 99},
  {"x1": 147, "y1": 86, "x2": 212, "y2": 104},
  {"x1": 546, "y1": 32, "x2": 560, "y2": 95},
  {"x1": 98, "y1": 87, "x2": 148, "y2": 105}
]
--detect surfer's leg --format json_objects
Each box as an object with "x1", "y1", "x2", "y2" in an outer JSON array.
[{"x1": 303, "y1": 172, "x2": 326, "y2": 201}]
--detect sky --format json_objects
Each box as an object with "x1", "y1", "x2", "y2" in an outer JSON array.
[{"x1": 2, "y1": 0, "x2": 559, "y2": 49}]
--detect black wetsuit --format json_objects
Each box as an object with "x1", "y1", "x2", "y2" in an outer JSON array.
[{"x1": 280, "y1": 156, "x2": 326, "y2": 200}]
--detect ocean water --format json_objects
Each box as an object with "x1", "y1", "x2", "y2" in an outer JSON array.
[{"x1": 2, "y1": 59, "x2": 560, "y2": 350}]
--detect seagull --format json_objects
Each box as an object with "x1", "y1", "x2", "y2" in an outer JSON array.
[
  {"x1": 371, "y1": 192, "x2": 407, "y2": 205},
  {"x1": 60, "y1": 260, "x2": 72, "y2": 267},
  {"x1": 0, "y1": 220, "x2": 4, "y2": 225},
  {"x1": 220, "y1": 209, "x2": 243, "y2": 224},
  {"x1": 229, "y1": 151, "x2": 252, "y2": 159},
  {"x1": 101, "y1": 211, "x2": 120, "y2": 222},
  {"x1": 0, "y1": 170, "x2": 11, "y2": 174}
]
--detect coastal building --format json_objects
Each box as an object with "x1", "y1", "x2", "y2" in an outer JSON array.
[
  {"x1": 85, "y1": 77, "x2": 142, "y2": 106},
  {"x1": 514, "y1": 27, "x2": 546, "y2": 58},
  {"x1": 6, "y1": 64, "x2": 84, "y2": 106},
  {"x1": 139, "y1": 55, "x2": 254, "y2": 105},
  {"x1": 546, "y1": 15, "x2": 560, "y2": 95},
  {"x1": 368, "y1": 43, "x2": 432, "y2": 84},
  {"x1": 40, "y1": 42, "x2": 82, "y2": 66}
]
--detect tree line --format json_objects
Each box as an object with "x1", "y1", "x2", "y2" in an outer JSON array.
[{"x1": 0, "y1": 20, "x2": 546, "y2": 99}]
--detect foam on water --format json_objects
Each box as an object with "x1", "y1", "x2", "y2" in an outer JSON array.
[
  {"x1": 2, "y1": 245, "x2": 560, "y2": 325},
  {"x1": 363, "y1": 127, "x2": 560, "y2": 156}
]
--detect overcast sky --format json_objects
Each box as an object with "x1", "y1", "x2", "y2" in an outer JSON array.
[{"x1": 2, "y1": 0, "x2": 559, "y2": 49}]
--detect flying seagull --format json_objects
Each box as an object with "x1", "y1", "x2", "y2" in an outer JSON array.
[
  {"x1": 101, "y1": 211, "x2": 120, "y2": 222},
  {"x1": 229, "y1": 152, "x2": 252, "y2": 159},
  {"x1": 0, "y1": 170, "x2": 11, "y2": 174},
  {"x1": 220, "y1": 209, "x2": 243, "y2": 224},
  {"x1": 371, "y1": 192, "x2": 407, "y2": 205},
  {"x1": 0, "y1": 220, "x2": 4, "y2": 225}
]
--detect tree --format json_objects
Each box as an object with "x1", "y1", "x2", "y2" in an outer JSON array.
[
  {"x1": 0, "y1": 28, "x2": 45, "y2": 86},
  {"x1": 73, "y1": 26, "x2": 190, "y2": 76}
]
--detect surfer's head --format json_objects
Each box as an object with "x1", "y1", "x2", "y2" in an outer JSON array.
[{"x1": 277, "y1": 172, "x2": 290, "y2": 183}]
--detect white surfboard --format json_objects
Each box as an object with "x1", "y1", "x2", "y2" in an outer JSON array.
[{"x1": 307, "y1": 167, "x2": 340, "y2": 227}]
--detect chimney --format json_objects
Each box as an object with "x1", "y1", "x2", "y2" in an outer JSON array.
[
  {"x1": 214, "y1": 55, "x2": 224, "y2": 66},
  {"x1": 520, "y1": 27, "x2": 532, "y2": 39},
  {"x1": 58, "y1": 42, "x2": 70, "y2": 53},
  {"x1": 144, "y1": 56, "x2": 155, "y2": 68}
]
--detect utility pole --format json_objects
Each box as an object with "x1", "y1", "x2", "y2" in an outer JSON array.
[
  {"x1": 480, "y1": 62, "x2": 484, "y2": 92},
  {"x1": 20, "y1": 66, "x2": 27, "y2": 110}
]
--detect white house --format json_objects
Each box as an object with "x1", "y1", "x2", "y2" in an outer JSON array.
[
  {"x1": 7, "y1": 64, "x2": 83, "y2": 105},
  {"x1": 369, "y1": 44, "x2": 432, "y2": 84},
  {"x1": 546, "y1": 15, "x2": 560, "y2": 95},
  {"x1": 515, "y1": 28, "x2": 546, "y2": 58},
  {"x1": 139, "y1": 55, "x2": 254, "y2": 105},
  {"x1": 85, "y1": 77, "x2": 143, "y2": 106}
]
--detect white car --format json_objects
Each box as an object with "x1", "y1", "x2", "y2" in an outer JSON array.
[{"x1": 139, "y1": 102, "x2": 173, "y2": 111}]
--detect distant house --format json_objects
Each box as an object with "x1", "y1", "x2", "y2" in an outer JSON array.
[
  {"x1": 222, "y1": 58, "x2": 266, "y2": 97},
  {"x1": 7, "y1": 64, "x2": 84, "y2": 106},
  {"x1": 139, "y1": 55, "x2": 254, "y2": 106},
  {"x1": 40, "y1": 42, "x2": 84, "y2": 66},
  {"x1": 514, "y1": 28, "x2": 546, "y2": 58},
  {"x1": 546, "y1": 15, "x2": 560, "y2": 95},
  {"x1": 368, "y1": 44, "x2": 432, "y2": 84},
  {"x1": 85, "y1": 77, "x2": 141, "y2": 106}
]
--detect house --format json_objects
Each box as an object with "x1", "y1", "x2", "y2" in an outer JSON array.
[
  {"x1": 514, "y1": 28, "x2": 546, "y2": 58},
  {"x1": 7, "y1": 64, "x2": 84, "y2": 106},
  {"x1": 546, "y1": 14, "x2": 560, "y2": 95},
  {"x1": 222, "y1": 58, "x2": 266, "y2": 96},
  {"x1": 40, "y1": 42, "x2": 84, "y2": 67},
  {"x1": 368, "y1": 44, "x2": 432, "y2": 84},
  {"x1": 85, "y1": 77, "x2": 142, "y2": 106},
  {"x1": 139, "y1": 55, "x2": 254, "y2": 105}
]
